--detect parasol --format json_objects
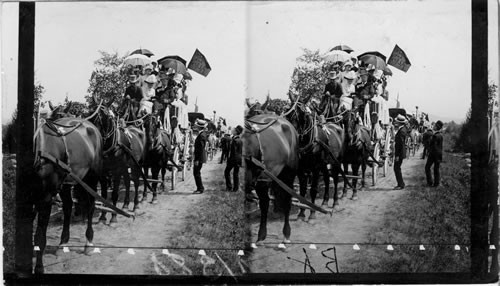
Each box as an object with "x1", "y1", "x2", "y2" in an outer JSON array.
[
  {"x1": 130, "y1": 48, "x2": 154, "y2": 57},
  {"x1": 330, "y1": 44, "x2": 354, "y2": 53},
  {"x1": 358, "y1": 51, "x2": 387, "y2": 62},
  {"x1": 157, "y1": 56, "x2": 187, "y2": 75},
  {"x1": 357, "y1": 54, "x2": 387, "y2": 70},
  {"x1": 323, "y1": 50, "x2": 351, "y2": 63},
  {"x1": 124, "y1": 54, "x2": 152, "y2": 67}
]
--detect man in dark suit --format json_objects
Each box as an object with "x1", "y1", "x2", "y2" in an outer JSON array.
[
  {"x1": 219, "y1": 133, "x2": 231, "y2": 164},
  {"x1": 224, "y1": 126, "x2": 243, "y2": 192},
  {"x1": 120, "y1": 74, "x2": 143, "y2": 120},
  {"x1": 393, "y1": 114, "x2": 408, "y2": 189},
  {"x1": 425, "y1": 120, "x2": 444, "y2": 187},
  {"x1": 319, "y1": 71, "x2": 344, "y2": 117},
  {"x1": 421, "y1": 127, "x2": 434, "y2": 159},
  {"x1": 193, "y1": 119, "x2": 208, "y2": 194}
]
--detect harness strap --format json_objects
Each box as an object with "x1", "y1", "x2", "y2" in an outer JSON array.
[
  {"x1": 249, "y1": 156, "x2": 331, "y2": 216},
  {"x1": 37, "y1": 150, "x2": 133, "y2": 219},
  {"x1": 117, "y1": 142, "x2": 154, "y2": 193}
]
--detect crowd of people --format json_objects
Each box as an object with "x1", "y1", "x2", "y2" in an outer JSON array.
[
  {"x1": 317, "y1": 58, "x2": 391, "y2": 133},
  {"x1": 120, "y1": 62, "x2": 189, "y2": 134}
]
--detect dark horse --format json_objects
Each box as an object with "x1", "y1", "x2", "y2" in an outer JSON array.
[
  {"x1": 284, "y1": 96, "x2": 345, "y2": 219},
  {"x1": 243, "y1": 114, "x2": 299, "y2": 244},
  {"x1": 143, "y1": 113, "x2": 174, "y2": 200},
  {"x1": 341, "y1": 109, "x2": 372, "y2": 200},
  {"x1": 33, "y1": 116, "x2": 103, "y2": 274}
]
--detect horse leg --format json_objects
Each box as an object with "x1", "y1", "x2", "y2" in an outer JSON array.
[
  {"x1": 256, "y1": 181, "x2": 270, "y2": 244},
  {"x1": 321, "y1": 166, "x2": 330, "y2": 207},
  {"x1": 280, "y1": 172, "x2": 294, "y2": 243},
  {"x1": 58, "y1": 184, "x2": 73, "y2": 254},
  {"x1": 332, "y1": 166, "x2": 341, "y2": 210},
  {"x1": 81, "y1": 175, "x2": 97, "y2": 255},
  {"x1": 297, "y1": 173, "x2": 307, "y2": 220},
  {"x1": 361, "y1": 159, "x2": 367, "y2": 190},
  {"x1": 122, "y1": 167, "x2": 131, "y2": 210},
  {"x1": 351, "y1": 163, "x2": 360, "y2": 200},
  {"x1": 341, "y1": 162, "x2": 349, "y2": 199},
  {"x1": 110, "y1": 172, "x2": 121, "y2": 224},
  {"x1": 308, "y1": 169, "x2": 320, "y2": 220},
  {"x1": 160, "y1": 166, "x2": 167, "y2": 193},
  {"x1": 34, "y1": 198, "x2": 52, "y2": 274},
  {"x1": 132, "y1": 167, "x2": 141, "y2": 212},
  {"x1": 151, "y1": 165, "x2": 160, "y2": 204},
  {"x1": 140, "y1": 166, "x2": 148, "y2": 204},
  {"x1": 98, "y1": 175, "x2": 108, "y2": 224}
]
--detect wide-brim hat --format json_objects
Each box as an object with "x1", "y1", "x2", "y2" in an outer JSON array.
[
  {"x1": 394, "y1": 114, "x2": 408, "y2": 124},
  {"x1": 235, "y1": 125, "x2": 243, "y2": 135},
  {"x1": 194, "y1": 119, "x2": 208, "y2": 129},
  {"x1": 145, "y1": 75, "x2": 157, "y2": 84}
]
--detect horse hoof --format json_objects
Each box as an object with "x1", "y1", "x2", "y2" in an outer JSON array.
[
  {"x1": 283, "y1": 239, "x2": 291, "y2": 244},
  {"x1": 256, "y1": 240, "x2": 265, "y2": 246},
  {"x1": 150, "y1": 199, "x2": 158, "y2": 204},
  {"x1": 84, "y1": 245, "x2": 93, "y2": 256},
  {"x1": 122, "y1": 204, "x2": 129, "y2": 210},
  {"x1": 351, "y1": 196, "x2": 358, "y2": 201},
  {"x1": 321, "y1": 200, "x2": 328, "y2": 206},
  {"x1": 309, "y1": 213, "x2": 317, "y2": 220}
]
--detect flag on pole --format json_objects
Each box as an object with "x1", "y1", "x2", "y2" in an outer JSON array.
[
  {"x1": 388, "y1": 45, "x2": 411, "y2": 72},
  {"x1": 188, "y1": 49, "x2": 211, "y2": 77}
]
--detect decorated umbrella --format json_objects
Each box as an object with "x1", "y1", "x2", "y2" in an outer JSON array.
[
  {"x1": 383, "y1": 66, "x2": 393, "y2": 76},
  {"x1": 323, "y1": 50, "x2": 351, "y2": 63},
  {"x1": 124, "y1": 54, "x2": 152, "y2": 67},
  {"x1": 330, "y1": 44, "x2": 354, "y2": 53},
  {"x1": 157, "y1": 56, "x2": 187, "y2": 75},
  {"x1": 157, "y1": 55, "x2": 187, "y2": 66},
  {"x1": 357, "y1": 54, "x2": 387, "y2": 70},
  {"x1": 130, "y1": 48, "x2": 154, "y2": 57},
  {"x1": 358, "y1": 51, "x2": 387, "y2": 62}
]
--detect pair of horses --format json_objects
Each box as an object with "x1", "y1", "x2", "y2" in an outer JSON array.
[
  {"x1": 243, "y1": 94, "x2": 372, "y2": 244},
  {"x1": 32, "y1": 100, "x2": 174, "y2": 274}
]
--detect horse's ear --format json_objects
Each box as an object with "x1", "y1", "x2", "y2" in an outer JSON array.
[
  {"x1": 245, "y1": 98, "x2": 252, "y2": 108},
  {"x1": 261, "y1": 95, "x2": 270, "y2": 110},
  {"x1": 63, "y1": 101, "x2": 72, "y2": 114},
  {"x1": 48, "y1": 101, "x2": 54, "y2": 111}
]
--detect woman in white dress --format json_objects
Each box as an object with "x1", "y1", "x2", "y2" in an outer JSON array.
[{"x1": 139, "y1": 75, "x2": 156, "y2": 116}]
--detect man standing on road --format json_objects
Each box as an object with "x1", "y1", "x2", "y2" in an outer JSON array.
[
  {"x1": 421, "y1": 127, "x2": 434, "y2": 159},
  {"x1": 219, "y1": 133, "x2": 231, "y2": 164},
  {"x1": 393, "y1": 114, "x2": 408, "y2": 190},
  {"x1": 193, "y1": 119, "x2": 208, "y2": 194},
  {"x1": 225, "y1": 126, "x2": 243, "y2": 192},
  {"x1": 425, "y1": 120, "x2": 444, "y2": 187}
]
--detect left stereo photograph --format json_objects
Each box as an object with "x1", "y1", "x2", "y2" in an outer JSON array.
[{"x1": 2, "y1": 1, "x2": 249, "y2": 276}]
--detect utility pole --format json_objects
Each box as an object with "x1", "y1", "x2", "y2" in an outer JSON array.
[{"x1": 194, "y1": 96, "x2": 199, "y2": 113}]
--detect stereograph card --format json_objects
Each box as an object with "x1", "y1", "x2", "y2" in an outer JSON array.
[{"x1": 1, "y1": 0, "x2": 498, "y2": 284}]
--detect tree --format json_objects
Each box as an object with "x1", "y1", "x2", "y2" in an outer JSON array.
[
  {"x1": 266, "y1": 98, "x2": 290, "y2": 115},
  {"x1": 288, "y1": 48, "x2": 328, "y2": 103},
  {"x1": 85, "y1": 51, "x2": 128, "y2": 110},
  {"x1": 62, "y1": 96, "x2": 88, "y2": 117},
  {"x1": 3, "y1": 81, "x2": 45, "y2": 153}
]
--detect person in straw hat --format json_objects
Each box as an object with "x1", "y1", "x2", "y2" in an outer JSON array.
[
  {"x1": 319, "y1": 70, "x2": 344, "y2": 117},
  {"x1": 193, "y1": 119, "x2": 209, "y2": 194},
  {"x1": 393, "y1": 114, "x2": 409, "y2": 190},
  {"x1": 339, "y1": 70, "x2": 357, "y2": 111}
]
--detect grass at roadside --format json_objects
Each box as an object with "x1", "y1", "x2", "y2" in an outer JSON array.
[
  {"x1": 148, "y1": 175, "x2": 250, "y2": 276},
  {"x1": 345, "y1": 134, "x2": 470, "y2": 272},
  {"x1": 3, "y1": 154, "x2": 16, "y2": 273}
]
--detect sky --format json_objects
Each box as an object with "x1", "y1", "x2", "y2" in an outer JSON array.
[{"x1": 1, "y1": 0, "x2": 499, "y2": 125}]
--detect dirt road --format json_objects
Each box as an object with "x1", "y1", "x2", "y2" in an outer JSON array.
[
  {"x1": 248, "y1": 149, "x2": 429, "y2": 273},
  {"x1": 42, "y1": 154, "x2": 226, "y2": 275}
]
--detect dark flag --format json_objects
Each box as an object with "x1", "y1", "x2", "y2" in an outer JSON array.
[
  {"x1": 188, "y1": 49, "x2": 211, "y2": 77},
  {"x1": 387, "y1": 45, "x2": 411, "y2": 72}
]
